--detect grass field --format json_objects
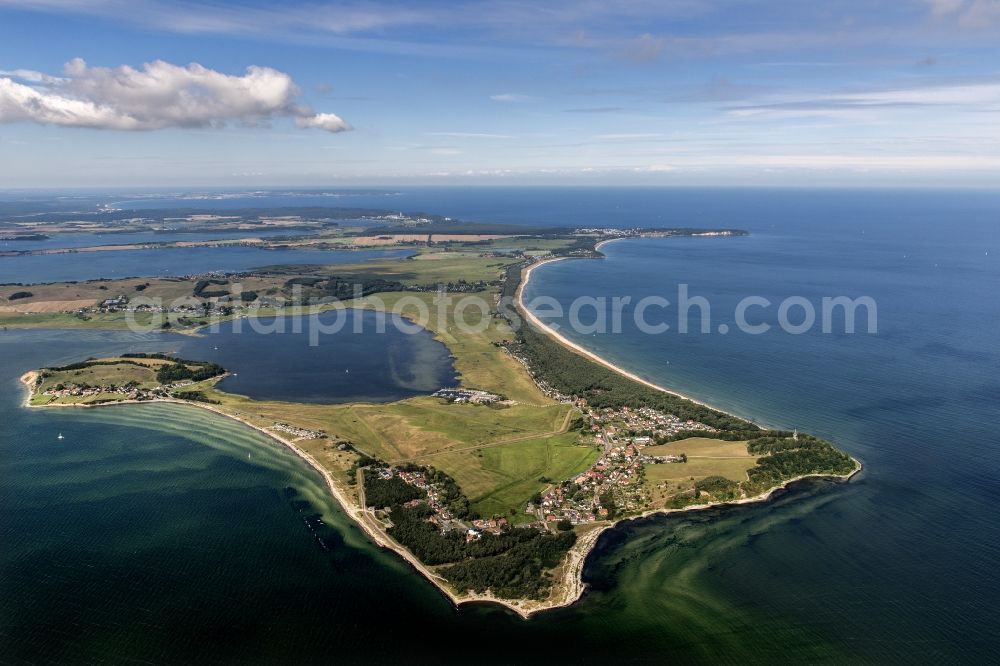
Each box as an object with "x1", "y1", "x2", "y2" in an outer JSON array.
[
  {"x1": 30, "y1": 357, "x2": 183, "y2": 405},
  {"x1": 643, "y1": 437, "x2": 758, "y2": 506},
  {"x1": 644, "y1": 437, "x2": 753, "y2": 458},
  {"x1": 435, "y1": 237, "x2": 576, "y2": 253},
  {"x1": 321, "y1": 249, "x2": 521, "y2": 285},
  {"x1": 0, "y1": 248, "x2": 520, "y2": 329},
  {"x1": 21, "y1": 246, "x2": 593, "y2": 520},
  {"x1": 429, "y1": 431, "x2": 599, "y2": 519}
]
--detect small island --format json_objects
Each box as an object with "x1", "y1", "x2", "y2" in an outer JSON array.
[
  {"x1": 16, "y1": 221, "x2": 860, "y2": 618},
  {"x1": 23, "y1": 354, "x2": 226, "y2": 406}
]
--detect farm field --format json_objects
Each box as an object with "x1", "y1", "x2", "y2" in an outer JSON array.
[
  {"x1": 429, "y1": 431, "x2": 599, "y2": 520},
  {"x1": 643, "y1": 437, "x2": 758, "y2": 506}
]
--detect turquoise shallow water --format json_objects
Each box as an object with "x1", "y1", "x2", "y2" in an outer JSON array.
[{"x1": 2, "y1": 188, "x2": 999, "y2": 663}]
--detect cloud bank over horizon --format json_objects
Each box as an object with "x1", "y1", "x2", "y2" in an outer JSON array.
[
  {"x1": 1, "y1": 1, "x2": 999, "y2": 186},
  {"x1": 0, "y1": 58, "x2": 351, "y2": 132}
]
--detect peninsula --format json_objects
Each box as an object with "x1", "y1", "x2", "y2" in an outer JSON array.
[{"x1": 16, "y1": 222, "x2": 859, "y2": 618}]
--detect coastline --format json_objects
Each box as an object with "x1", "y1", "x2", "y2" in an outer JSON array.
[
  {"x1": 516, "y1": 248, "x2": 747, "y2": 419},
  {"x1": 511, "y1": 245, "x2": 862, "y2": 604},
  {"x1": 17, "y1": 371, "x2": 550, "y2": 620},
  {"x1": 19, "y1": 247, "x2": 862, "y2": 619},
  {"x1": 20, "y1": 379, "x2": 859, "y2": 619}
]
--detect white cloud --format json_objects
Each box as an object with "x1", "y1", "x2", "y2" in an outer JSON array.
[
  {"x1": 0, "y1": 58, "x2": 351, "y2": 132},
  {"x1": 425, "y1": 131, "x2": 513, "y2": 139},
  {"x1": 634, "y1": 164, "x2": 676, "y2": 172},
  {"x1": 925, "y1": 0, "x2": 1000, "y2": 27},
  {"x1": 490, "y1": 93, "x2": 532, "y2": 103},
  {"x1": 926, "y1": 0, "x2": 967, "y2": 16},
  {"x1": 0, "y1": 68, "x2": 66, "y2": 84},
  {"x1": 295, "y1": 112, "x2": 351, "y2": 132},
  {"x1": 595, "y1": 133, "x2": 663, "y2": 140},
  {"x1": 726, "y1": 80, "x2": 1000, "y2": 121}
]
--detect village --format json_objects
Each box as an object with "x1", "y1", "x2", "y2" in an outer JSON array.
[
  {"x1": 530, "y1": 403, "x2": 716, "y2": 524},
  {"x1": 432, "y1": 387, "x2": 505, "y2": 405},
  {"x1": 40, "y1": 379, "x2": 191, "y2": 402},
  {"x1": 368, "y1": 397, "x2": 719, "y2": 541},
  {"x1": 370, "y1": 466, "x2": 520, "y2": 542},
  {"x1": 272, "y1": 422, "x2": 327, "y2": 440}
]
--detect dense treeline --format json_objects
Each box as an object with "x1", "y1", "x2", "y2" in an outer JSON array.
[
  {"x1": 667, "y1": 433, "x2": 857, "y2": 509},
  {"x1": 47, "y1": 357, "x2": 179, "y2": 372},
  {"x1": 362, "y1": 470, "x2": 423, "y2": 508},
  {"x1": 362, "y1": 457, "x2": 580, "y2": 599},
  {"x1": 48, "y1": 358, "x2": 121, "y2": 371},
  {"x1": 387, "y1": 504, "x2": 544, "y2": 565},
  {"x1": 744, "y1": 434, "x2": 856, "y2": 494},
  {"x1": 694, "y1": 476, "x2": 740, "y2": 500},
  {"x1": 173, "y1": 390, "x2": 220, "y2": 404},
  {"x1": 365, "y1": 223, "x2": 567, "y2": 236},
  {"x1": 655, "y1": 428, "x2": 793, "y2": 445},
  {"x1": 386, "y1": 503, "x2": 577, "y2": 599},
  {"x1": 500, "y1": 262, "x2": 522, "y2": 303},
  {"x1": 155, "y1": 361, "x2": 226, "y2": 384},
  {"x1": 440, "y1": 531, "x2": 576, "y2": 599},
  {"x1": 282, "y1": 276, "x2": 404, "y2": 302},
  {"x1": 549, "y1": 237, "x2": 599, "y2": 256},
  {"x1": 43, "y1": 355, "x2": 227, "y2": 388},
  {"x1": 516, "y1": 323, "x2": 750, "y2": 431},
  {"x1": 499, "y1": 262, "x2": 751, "y2": 430},
  {"x1": 193, "y1": 278, "x2": 230, "y2": 298}
]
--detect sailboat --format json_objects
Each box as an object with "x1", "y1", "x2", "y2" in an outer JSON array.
[{"x1": 57, "y1": 432, "x2": 64, "y2": 440}]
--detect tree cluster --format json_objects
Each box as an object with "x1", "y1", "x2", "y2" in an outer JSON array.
[
  {"x1": 155, "y1": 361, "x2": 226, "y2": 384},
  {"x1": 362, "y1": 470, "x2": 423, "y2": 508},
  {"x1": 744, "y1": 434, "x2": 855, "y2": 494},
  {"x1": 193, "y1": 279, "x2": 230, "y2": 298},
  {"x1": 439, "y1": 531, "x2": 577, "y2": 599}
]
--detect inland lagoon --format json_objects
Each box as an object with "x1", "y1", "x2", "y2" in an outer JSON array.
[{"x1": 2, "y1": 188, "x2": 999, "y2": 662}]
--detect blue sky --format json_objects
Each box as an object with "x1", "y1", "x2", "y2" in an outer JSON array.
[{"x1": 1, "y1": 0, "x2": 1000, "y2": 187}]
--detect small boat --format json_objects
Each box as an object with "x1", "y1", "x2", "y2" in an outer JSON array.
[{"x1": 57, "y1": 432, "x2": 64, "y2": 440}]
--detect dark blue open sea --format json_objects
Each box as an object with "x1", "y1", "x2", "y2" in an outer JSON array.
[{"x1": 2, "y1": 187, "x2": 999, "y2": 663}]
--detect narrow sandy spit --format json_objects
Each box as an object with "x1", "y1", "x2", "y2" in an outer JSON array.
[
  {"x1": 20, "y1": 251, "x2": 861, "y2": 618},
  {"x1": 515, "y1": 246, "x2": 743, "y2": 417}
]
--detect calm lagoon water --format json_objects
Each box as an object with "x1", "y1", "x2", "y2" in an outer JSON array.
[
  {"x1": 0, "y1": 246, "x2": 412, "y2": 283},
  {"x1": 0, "y1": 228, "x2": 306, "y2": 252},
  {"x1": 2, "y1": 187, "x2": 999, "y2": 663},
  {"x1": 180, "y1": 310, "x2": 458, "y2": 403}
]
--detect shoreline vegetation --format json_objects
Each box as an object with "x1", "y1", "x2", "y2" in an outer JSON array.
[{"x1": 16, "y1": 231, "x2": 860, "y2": 619}]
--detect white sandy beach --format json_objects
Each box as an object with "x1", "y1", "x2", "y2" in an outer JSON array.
[
  {"x1": 516, "y1": 249, "x2": 747, "y2": 419},
  {"x1": 19, "y1": 260, "x2": 861, "y2": 619}
]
